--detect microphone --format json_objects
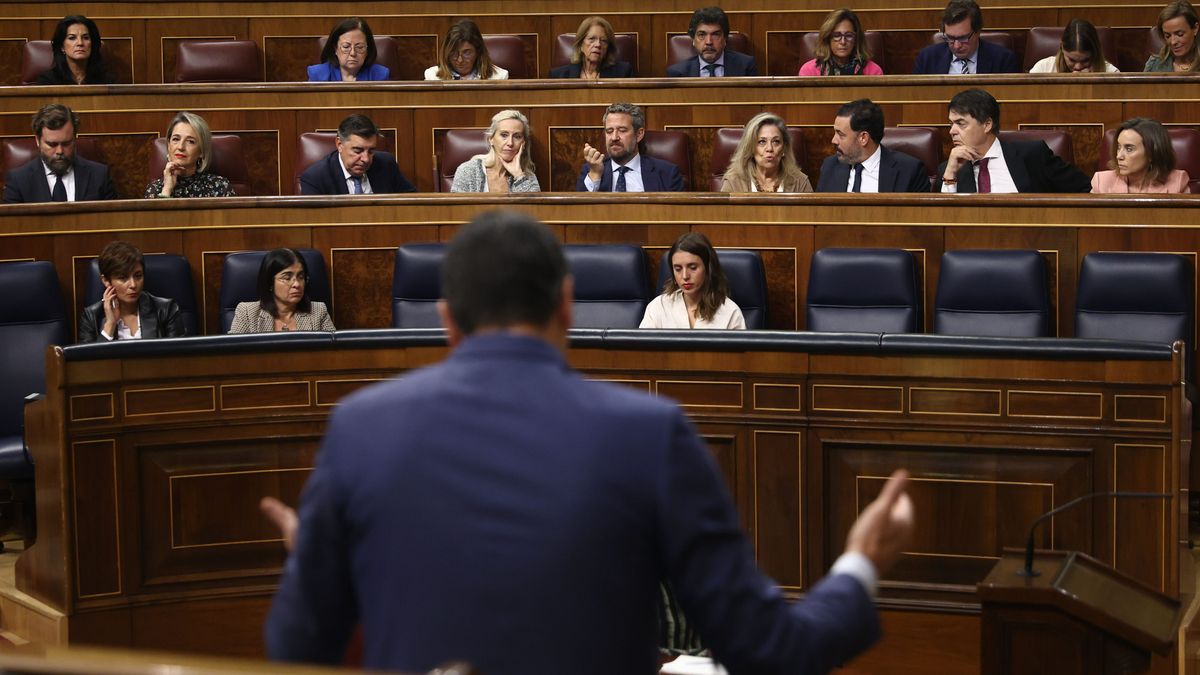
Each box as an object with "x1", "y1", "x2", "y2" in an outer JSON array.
[{"x1": 1018, "y1": 491, "x2": 1171, "y2": 577}]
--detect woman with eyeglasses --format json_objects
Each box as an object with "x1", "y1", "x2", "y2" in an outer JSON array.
[
  {"x1": 549, "y1": 16, "x2": 634, "y2": 79},
  {"x1": 229, "y1": 248, "x2": 335, "y2": 333},
  {"x1": 798, "y1": 8, "x2": 882, "y2": 76},
  {"x1": 1029, "y1": 19, "x2": 1119, "y2": 72},
  {"x1": 425, "y1": 20, "x2": 509, "y2": 80},
  {"x1": 1145, "y1": 0, "x2": 1200, "y2": 71},
  {"x1": 78, "y1": 241, "x2": 186, "y2": 343},
  {"x1": 307, "y1": 17, "x2": 389, "y2": 82}
]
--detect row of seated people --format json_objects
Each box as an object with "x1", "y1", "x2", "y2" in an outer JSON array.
[
  {"x1": 15, "y1": 3, "x2": 1200, "y2": 85},
  {"x1": 4, "y1": 95, "x2": 1197, "y2": 203}
]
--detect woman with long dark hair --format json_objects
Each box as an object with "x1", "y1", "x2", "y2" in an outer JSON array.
[
  {"x1": 36, "y1": 15, "x2": 117, "y2": 85},
  {"x1": 640, "y1": 232, "x2": 746, "y2": 329}
]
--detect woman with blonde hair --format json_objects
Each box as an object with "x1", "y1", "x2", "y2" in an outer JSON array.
[
  {"x1": 1145, "y1": 0, "x2": 1200, "y2": 71},
  {"x1": 1029, "y1": 19, "x2": 1118, "y2": 72},
  {"x1": 143, "y1": 111, "x2": 234, "y2": 198},
  {"x1": 425, "y1": 20, "x2": 508, "y2": 80},
  {"x1": 549, "y1": 16, "x2": 634, "y2": 79},
  {"x1": 450, "y1": 109, "x2": 540, "y2": 193},
  {"x1": 798, "y1": 8, "x2": 882, "y2": 76},
  {"x1": 720, "y1": 113, "x2": 812, "y2": 193}
]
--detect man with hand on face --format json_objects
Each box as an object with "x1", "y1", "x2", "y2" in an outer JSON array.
[
  {"x1": 576, "y1": 103, "x2": 684, "y2": 192},
  {"x1": 817, "y1": 99, "x2": 930, "y2": 193},
  {"x1": 913, "y1": 0, "x2": 1020, "y2": 74},
  {"x1": 666, "y1": 6, "x2": 758, "y2": 77},
  {"x1": 3, "y1": 103, "x2": 118, "y2": 203},
  {"x1": 298, "y1": 114, "x2": 416, "y2": 195},
  {"x1": 938, "y1": 89, "x2": 1091, "y2": 193}
]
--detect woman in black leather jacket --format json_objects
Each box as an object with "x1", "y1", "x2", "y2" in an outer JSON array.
[{"x1": 78, "y1": 241, "x2": 186, "y2": 343}]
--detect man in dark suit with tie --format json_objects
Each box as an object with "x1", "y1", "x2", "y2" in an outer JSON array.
[
  {"x1": 912, "y1": 0, "x2": 1020, "y2": 74},
  {"x1": 265, "y1": 208, "x2": 916, "y2": 675},
  {"x1": 937, "y1": 89, "x2": 1091, "y2": 193},
  {"x1": 576, "y1": 103, "x2": 684, "y2": 192},
  {"x1": 298, "y1": 114, "x2": 416, "y2": 195},
  {"x1": 666, "y1": 6, "x2": 759, "y2": 77},
  {"x1": 3, "y1": 104, "x2": 118, "y2": 203},
  {"x1": 817, "y1": 99, "x2": 931, "y2": 193}
]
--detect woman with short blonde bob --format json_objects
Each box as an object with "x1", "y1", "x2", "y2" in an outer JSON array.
[
  {"x1": 720, "y1": 113, "x2": 812, "y2": 193},
  {"x1": 1029, "y1": 19, "x2": 1118, "y2": 72},
  {"x1": 549, "y1": 16, "x2": 634, "y2": 79},
  {"x1": 143, "y1": 112, "x2": 234, "y2": 198},
  {"x1": 798, "y1": 8, "x2": 882, "y2": 76},
  {"x1": 425, "y1": 20, "x2": 508, "y2": 80},
  {"x1": 450, "y1": 109, "x2": 540, "y2": 193},
  {"x1": 1091, "y1": 117, "x2": 1190, "y2": 193}
]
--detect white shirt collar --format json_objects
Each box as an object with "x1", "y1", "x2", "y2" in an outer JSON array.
[
  {"x1": 611, "y1": 152, "x2": 642, "y2": 172},
  {"x1": 861, "y1": 144, "x2": 883, "y2": 173},
  {"x1": 698, "y1": 53, "x2": 725, "y2": 74}
]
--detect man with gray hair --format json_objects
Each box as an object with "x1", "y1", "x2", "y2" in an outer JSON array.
[
  {"x1": 298, "y1": 113, "x2": 416, "y2": 195},
  {"x1": 576, "y1": 103, "x2": 684, "y2": 192},
  {"x1": 3, "y1": 103, "x2": 118, "y2": 203}
]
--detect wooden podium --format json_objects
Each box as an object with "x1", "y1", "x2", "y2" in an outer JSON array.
[{"x1": 977, "y1": 550, "x2": 1181, "y2": 675}]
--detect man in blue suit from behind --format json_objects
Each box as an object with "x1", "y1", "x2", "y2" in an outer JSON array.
[
  {"x1": 576, "y1": 103, "x2": 685, "y2": 192},
  {"x1": 913, "y1": 0, "x2": 1020, "y2": 74},
  {"x1": 265, "y1": 208, "x2": 915, "y2": 675},
  {"x1": 666, "y1": 6, "x2": 759, "y2": 77}
]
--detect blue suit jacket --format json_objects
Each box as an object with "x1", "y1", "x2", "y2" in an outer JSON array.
[
  {"x1": 3, "y1": 156, "x2": 118, "y2": 203},
  {"x1": 816, "y1": 146, "x2": 931, "y2": 193},
  {"x1": 266, "y1": 334, "x2": 880, "y2": 675},
  {"x1": 912, "y1": 40, "x2": 1020, "y2": 74},
  {"x1": 575, "y1": 154, "x2": 685, "y2": 192},
  {"x1": 666, "y1": 49, "x2": 758, "y2": 76},
  {"x1": 306, "y1": 61, "x2": 390, "y2": 81},
  {"x1": 299, "y1": 150, "x2": 416, "y2": 195}
]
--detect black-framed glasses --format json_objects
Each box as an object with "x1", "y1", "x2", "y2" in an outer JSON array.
[
  {"x1": 830, "y1": 32, "x2": 857, "y2": 43},
  {"x1": 941, "y1": 30, "x2": 975, "y2": 45}
]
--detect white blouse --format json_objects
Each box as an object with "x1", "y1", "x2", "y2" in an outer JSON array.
[{"x1": 639, "y1": 290, "x2": 746, "y2": 329}]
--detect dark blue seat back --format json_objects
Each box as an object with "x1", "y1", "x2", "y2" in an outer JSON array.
[
  {"x1": 806, "y1": 248, "x2": 920, "y2": 333},
  {"x1": 564, "y1": 244, "x2": 649, "y2": 329},
  {"x1": 218, "y1": 249, "x2": 331, "y2": 333},
  {"x1": 392, "y1": 244, "x2": 447, "y2": 328},
  {"x1": 934, "y1": 249, "x2": 1050, "y2": 337},
  {"x1": 1076, "y1": 252, "x2": 1193, "y2": 349},
  {"x1": 0, "y1": 261, "x2": 67, "y2": 476},
  {"x1": 84, "y1": 254, "x2": 199, "y2": 337},
  {"x1": 656, "y1": 249, "x2": 769, "y2": 329}
]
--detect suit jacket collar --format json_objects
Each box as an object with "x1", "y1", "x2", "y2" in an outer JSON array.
[
  {"x1": 877, "y1": 146, "x2": 902, "y2": 192},
  {"x1": 955, "y1": 137, "x2": 1024, "y2": 193},
  {"x1": 325, "y1": 152, "x2": 351, "y2": 194},
  {"x1": 602, "y1": 153, "x2": 657, "y2": 191},
  {"x1": 138, "y1": 292, "x2": 160, "y2": 338}
]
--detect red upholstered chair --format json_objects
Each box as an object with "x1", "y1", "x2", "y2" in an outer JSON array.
[
  {"x1": 998, "y1": 129, "x2": 1074, "y2": 166},
  {"x1": 929, "y1": 31, "x2": 1014, "y2": 52},
  {"x1": 293, "y1": 132, "x2": 397, "y2": 194},
  {"x1": 147, "y1": 134, "x2": 253, "y2": 195},
  {"x1": 1147, "y1": 26, "x2": 1165, "y2": 59},
  {"x1": 435, "y1": 129, "x2": 489, "y2": 192},
  {"x1": 552, "y1": 33, "x2": 639, "y2": 74},
  {"x1": 667, "y1": 32, "x2": 752, "y2": 73},
  {"x1": 642, "y1": 130, "x2": 692, "y2": 190},
  {"x1": 175, "y1": 40, "x2": 261, "y2": 83},
  {"x1": 796, "y1": 31, "x2": 887, "y2": 73},
  {"x1": 21, "y1": 39, "x2": 119, "y2": 84},
  {"x1": 316, "y1": 36, "x2": 399, "y2": 80},
  {"x1": 483, "y1": 35, "x2": 526, "y2": 78},
  {"x1": 880, "y1": 126, "x2": 941, "y2": 188},
  {"x1": 1022, "y1": 26, "x2": 1115, "y2": 71},
  {"x1": 707, "y1": 126, "x2": 806, "y2": 191},
  {"x1": 2, "y1": 136, "x2": 102, "y2": 172},
  {"x1": 1095, "y1": 127, "x2": 1200, "y2": 193}
]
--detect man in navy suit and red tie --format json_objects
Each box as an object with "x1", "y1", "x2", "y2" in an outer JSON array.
[
  {"x1": 666, "y1": 6, "x2": 759, "y2": 77},
  {"x1": 3, "y1": 104, "x2": 118, "y2": 203},
  {"x1": 913, "y1": 0, "x2": 1020, "y2": 74},
  {"x1": 576, "y1": 103, "x2": 685, "y2": 192}
]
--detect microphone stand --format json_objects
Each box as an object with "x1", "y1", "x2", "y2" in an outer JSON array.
[{"x1": 1018, "y1": 491, "x2": 1171, "y2": 577}]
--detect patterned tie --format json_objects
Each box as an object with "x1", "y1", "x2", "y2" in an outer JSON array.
[
  {"x1": 615, "y1": 166, "x2": 630, "y2": 192},
  {"x1": 702, "y1": 63, "x2": 719, "y2": 77},
  {"x1": 851, "y1": 164, "x2": 864, "y2": 193},
  {"x1": 51, "y1": 174, "x2": 67, "y2": 202},
  {"x1": 351, "y1": 176, "x2": 363, "y2": 194},
  {"x1": 976, "y1": 158, "x2": 991, "y2": 193},
  {"x1": 956, "y1": 58, "x2": 970, "y2": 74}
]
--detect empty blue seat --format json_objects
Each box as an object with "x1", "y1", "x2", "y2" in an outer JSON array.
[
  {"x1": 655, "y1": 249, "x2": 769, "y2": 329},
  {"x1": 934, "y1": 250, "x2": 1050, "y2": 337},
  {"x1": 564, "y1": 245, "x2": 649, "y2": 329},
  {"x1": 1076, "y1": 252, "x2": 1193, "y2": 346},
  {"x1": 806, "y1": 248, "x2": 920, "y2": 333},
  {"x1": 218, "y1": 249, "x2": 331, "y2": 334},
  {"x1": 84, "y1": 254, "x2": 199, "y2": 337},
  {"x1": 392, "y1": 244, "x2": 447, "y2": 328}
]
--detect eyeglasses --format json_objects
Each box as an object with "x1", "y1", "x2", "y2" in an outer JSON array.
[
  {"x1": 338, "y1": 43, "x2": 368, "y2": 55},
  {"x1": 450, "y1": 49, "x2": 477, "y2": 62},
  {"x1": 830, "y1": 32, "x2": 857, "y2": 43},
  {"x1": 941, "y1": 30, "x2": 976, "y2": 45},
  {"x1": 584, "y1": 36, "x2": 610, "y2": 45},
  {"x1": 275, "y1": 272, "x2": 308, "y2": 285}
]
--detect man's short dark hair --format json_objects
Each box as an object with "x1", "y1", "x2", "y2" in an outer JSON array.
[
  {"x1": 443, "y1": 210, "x2": 568, "y2": 335},
  {"x1": 688, "y1": 6, "x2": 730, "y2": 37},
  {"x1": 337, "y1": 114, "x2": 379, "y2": 142},
  {"x1": 32, "y1": 103, "x2": 79, "y2": 138},
  {"x1": 942, "y1": 0, "x2": 984, "y2": 32},
  {"x1": 836, "y1": 99, "x2": 884, "y2": 144},
  {"x1": 948, "y1": 88, "x2": 1001, "y2": 132}
]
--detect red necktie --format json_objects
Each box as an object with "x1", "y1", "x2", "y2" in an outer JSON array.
[{"x1": 976, "y1": 158, "x2": 991, "y2": 193}]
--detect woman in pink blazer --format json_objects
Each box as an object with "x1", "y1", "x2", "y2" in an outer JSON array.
[
  {"x1": 798, "y1": 9, "x2": 883, "y2": 76},
  {"x1": 1092, "y1": 117, "x2": 1190, "y2": 193}
]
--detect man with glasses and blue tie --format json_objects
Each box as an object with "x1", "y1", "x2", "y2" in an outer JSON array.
[
  {"x1": 576, "y1": 103, "x2": 684, "y2": 193},
  {"x1": 299, "y1": 114, "x2": 416, "y2": 196},
  {"x1": 913, "y1": 0, "x2": 1019, "y2": 74}
]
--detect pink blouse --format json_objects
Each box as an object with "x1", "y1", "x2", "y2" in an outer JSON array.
[
  {"x1": 1090, "y1": 169, "x2": 1190, "y2": 194},
  {"x1": 798, "y1": 58, "x2": 884, "y2": 76}
]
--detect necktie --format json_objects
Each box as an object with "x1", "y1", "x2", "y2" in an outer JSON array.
[
  {"x1": 956, "y1": 58, "x2": 970, "y2": 74},
  {"x1": 702, "y1": 63, "x2": 719, "y2": 77},
  {"x1": 976, "y1": 158, "x2": 991, "y2": 193},
  {"x1": 615, "y1": 166, "x2": 630, "y2": 192},
  {"x1": 51, "y1": 174, "x2": 67, "y2": 202},
  {"x1": 851, "y1": 164, "x2": 864, "y2": 193},
  {"x1": 351, "y1": 176, "x2": 363, "y2": 194}
]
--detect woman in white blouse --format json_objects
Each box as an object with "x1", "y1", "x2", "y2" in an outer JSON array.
[
  {"x1": 1028, "y1": 19, "x2": 1119, "y2": 73},
  {"x1": 640, "y1": 232, "x2": 746, "y2": 329},
  {"x1": 719, "y1": 112, "x2": 812, "y2": 193}
]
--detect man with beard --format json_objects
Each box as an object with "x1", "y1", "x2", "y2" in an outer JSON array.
[
  {"x1": 576, "y1": 103, "x2": 684, "y2": 192},
  {"x1": 667, "y1": 7, "x2": 758, "y2": 77},
  {"x1": 3, "y1": 103, "x2": 118, "y2": 203},
  {"x1": 299, "y1": 114, "x2": 416, "y2": 195},
  {"x1": 816, "y1": 99, "x2": 930, "y2": 193}
]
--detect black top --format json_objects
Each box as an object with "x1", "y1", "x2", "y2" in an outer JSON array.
[
  {"x1": 35, "y1": 68, "x2": 117, "y2": 85},
  {"x1": 144, "y1": 172, "x2": 235, "y2": 198}
]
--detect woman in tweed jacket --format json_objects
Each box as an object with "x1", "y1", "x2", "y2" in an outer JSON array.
[{"x1": 229, "y1": 248, "x2": 336, "y2": 333}]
